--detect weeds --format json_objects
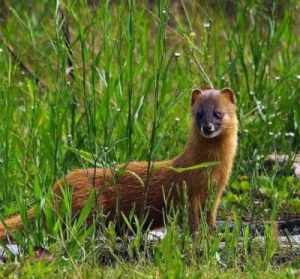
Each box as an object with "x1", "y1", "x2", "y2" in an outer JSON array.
[{"x1": 0, "y1": 0, "x2": 299, "y2": 278}]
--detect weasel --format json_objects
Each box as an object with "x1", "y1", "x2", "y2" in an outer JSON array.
[{"x1": 0, "y1": 88, "x2": 238, "y2": 239}]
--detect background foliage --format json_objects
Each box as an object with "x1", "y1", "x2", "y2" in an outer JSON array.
[{"x1": 0, "y1": 0, "x2": 299, "y2": 277}]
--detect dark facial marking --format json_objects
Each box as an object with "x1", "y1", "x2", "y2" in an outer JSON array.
[{"x1": 196, "y1": 98, "x2": 223, "y2": 137}]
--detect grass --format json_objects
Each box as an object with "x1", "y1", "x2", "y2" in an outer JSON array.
[{"x1": 0, "y1": 0, "x2": 300, "y2": 277}]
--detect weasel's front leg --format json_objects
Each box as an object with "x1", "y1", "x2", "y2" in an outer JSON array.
[
  {"x1": 207, "y1": 188, "x2": 224, "y2": 229},
  {"x1": 208, "y1": 170, "x2": 230, "y2": 229},
  {"x1": 189, "y1": 194, "x2": 201, "y2": 234}
]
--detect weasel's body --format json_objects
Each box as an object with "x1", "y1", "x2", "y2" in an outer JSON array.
[
  {"x1": 53, "y1": 161, "x2": 177, "y2": 228},
  {"x1": 0, "y1": 88, "x2": 238, "y2": 239}
]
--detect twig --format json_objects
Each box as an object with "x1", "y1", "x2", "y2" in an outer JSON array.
[
  {"x1": 57, "y1": 5, "x2": 78, "y2": 143},
  {"x1": 58, "y1": 6, "x2": 74, "y2": 83},
  {"x1": 0, "y1": 0, "x2": 9, "y2": 23}
]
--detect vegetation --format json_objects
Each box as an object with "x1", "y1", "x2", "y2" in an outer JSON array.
[{"x1": 0, "y1": 0, "x2": 299, "y2": 277}]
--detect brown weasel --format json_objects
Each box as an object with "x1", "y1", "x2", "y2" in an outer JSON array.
[{"x1": 0, "y1": 88, "x2": 238, "y2": 239}]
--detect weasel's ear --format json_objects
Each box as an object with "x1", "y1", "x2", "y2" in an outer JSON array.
[
  {"x1": 221, "y1": 88, "x2": 236, "y2": 104},
  {"x1": 191, "y1": 89, "x2": 202, "y2": 105}
]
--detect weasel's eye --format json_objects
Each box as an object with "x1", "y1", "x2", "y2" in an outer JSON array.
[{"x1": 214, "y1": 111, "x2": 224, "y2": 119}]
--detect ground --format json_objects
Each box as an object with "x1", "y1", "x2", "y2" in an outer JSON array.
[{"x1": 0, "y1": 1, "x2": 300, "y2": 278}]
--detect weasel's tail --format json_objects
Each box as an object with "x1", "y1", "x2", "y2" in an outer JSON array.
[{"x1": 0, "y1": 208, "x2": 35, "y2": 240}]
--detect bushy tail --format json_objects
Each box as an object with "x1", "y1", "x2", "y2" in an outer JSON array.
[{"x1": 0, "y1": 208, "x2": 35, "y2": 240}]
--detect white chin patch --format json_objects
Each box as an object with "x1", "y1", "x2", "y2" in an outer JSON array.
[{"x1": 200, "y1": 128, "x2": 222, "y2": 139}]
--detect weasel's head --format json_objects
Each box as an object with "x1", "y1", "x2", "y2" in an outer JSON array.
[{"x1": 191, "y1": 87, "x2": 237, "y2": 139}]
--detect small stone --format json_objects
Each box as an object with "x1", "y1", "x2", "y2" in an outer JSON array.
[
  {"x1": 293, "y1": 163, "x2": 300, "y2": 178},
  {"x1": 65, "y1": 66, "x2": 73, "y2": 75},
  {"x1": 6, "y1": 244, "x2": 19, "y2": 256}
]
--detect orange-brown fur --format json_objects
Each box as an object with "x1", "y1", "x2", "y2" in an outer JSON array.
[{"x1": 0, "y1": 88, "x2": 238, "y2": 240}]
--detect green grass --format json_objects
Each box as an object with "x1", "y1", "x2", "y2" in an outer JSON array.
[{"x1": 0, "y1": 0, "x2": 300, "y2": 277}]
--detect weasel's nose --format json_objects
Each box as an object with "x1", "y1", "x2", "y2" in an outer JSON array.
[
  {"x1": 203, "y1": 123, "x2": 215, "y2": 134},
  {"x1": 207, "y1": 123, "x2": 214, "y2": 131}
]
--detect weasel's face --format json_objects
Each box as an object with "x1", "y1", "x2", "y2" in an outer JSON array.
[
  {"x1": 191, "y1": 87, "x2": 236, "y2": 139},
  {"x1": 196, "y1": 101, "x2": 224, "y2": 138}
]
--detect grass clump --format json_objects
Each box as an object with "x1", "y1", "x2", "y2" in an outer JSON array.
[{"x1": 0, "y1": 0, "x2": 300, "y2": 277}]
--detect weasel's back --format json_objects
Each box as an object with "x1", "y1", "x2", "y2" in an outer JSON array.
[{"x1": 53, "y1": 160, "x2": 177, "y2": 223}]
